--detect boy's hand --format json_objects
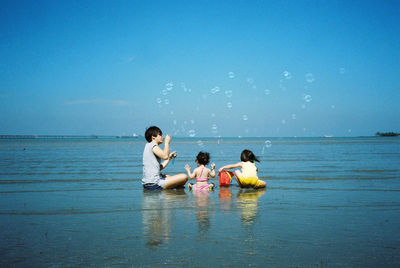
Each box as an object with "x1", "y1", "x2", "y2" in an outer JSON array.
[
  {"x1": 211, "y1": 163, "x2": 215, "y2": 170},
  {"x1": 165, "y1": 134, "x2": 171, "y2": 144},
  {"x1": 169, "y1": 152, "x2": 177, "y2": 159}
]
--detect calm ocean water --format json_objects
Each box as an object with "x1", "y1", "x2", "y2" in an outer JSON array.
[{"x1": 0, "y1": 137, "x2": 399, "y2": 267}]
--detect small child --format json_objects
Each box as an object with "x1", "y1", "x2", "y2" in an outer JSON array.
[
  {"x1": 185, "y1": 152, "x2": 216, "y2": 191},
  {"x1": 142, "y1": 126, "x2": 188, "y2": 190},
  {"x1": 219, "y1": 149, "x2": 266, "y2": 189}
]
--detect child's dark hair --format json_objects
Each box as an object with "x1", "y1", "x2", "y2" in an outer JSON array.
[
  {"x1": 196, "y1": 151, "x2": 210, "y2": 165},
  {"x1": 144, "y1": 126, "x2": 162, "y2": 142},
  {"x1": 240, "y1": 149, "x2": 260, "y2": 162}
]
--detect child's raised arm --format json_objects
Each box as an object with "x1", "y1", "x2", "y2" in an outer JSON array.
[
  {"x1": 218, "y1": 162, "x2": 242, "y2": 173},
  {"x1": 210, "y1": 163, "x2": 216, "y2": 178},
  {"x1": 185, "y1": 164, "x2": 196, "y2": 179}
]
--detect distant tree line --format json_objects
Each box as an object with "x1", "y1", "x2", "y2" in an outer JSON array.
[{"x1": 375, "y1": 132, "x2": 400, "y2": 137}]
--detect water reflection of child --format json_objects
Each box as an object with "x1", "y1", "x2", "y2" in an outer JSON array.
[
  {"x1": 185, "y1": 152, "x2": 216, "y2": 191},
  {"x1": 219, "y1": 149, "x2": 266, "y2": 189}
]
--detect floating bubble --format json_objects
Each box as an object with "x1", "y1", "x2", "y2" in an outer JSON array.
[
  {"x1": 291, "y1": 114, "x2": 297, "y2": 120},
  {"x1": 211, "y1": 86, "x2": 220, "y2": 94},
  {"x1": 281, "y1": 119, "x2": 286, "y2": 125},
  {"x1": 247, "y1": 78, "x2": 254, "y2": 84},
  {"x1": 211, "y1": 124, "x2": 218, "y2": 133},
  {"x1": 305, "y1": 73, "x2": 314, "y2": 83},
  {"x1": 188, "y1": 129, "x2": 196, "y2": 137},
  {"x1": 165, "y1": 82, "x2": 174, "y2": 91},
  {"x1": 242, "y1": 115, "x2": 248, "y2": 121},
  {"x1": 211, "y1": 113, "x2": 216, "y2": 118},
  {"x1": 197, "y1": 140, "x2": 204, "y2": 147},
  {"x1": 173, "y1": 119, "x2": 177, "y2": 125},
  {"x1": 227, "y1": 102, "x2": 232, "y2": 109},
  {"x1": 304, "y1": 95, "x2": 312, "y2": 102},
  {"x1": 301, "y1": 104, "x2": 306, "y2": 109},
  {"x1": 282, "y1": 70, "x2": 292, "y2": 80},
  {"x1": 264, "y1": 89, "x2": 271, "y2": 95},
  {"x1": 348, "y1": 129, "x2": 352, "y2": 133},
  {"x1": 228, "y1": 72, "x2": 235, "y2": 79},
  {"x1": 225, "y1": 90, "x2": 233, "y2": 98},
  {"x1": 156, "y1": 98, "x2": 162, "y2": 104},
  {"x1": 162, "y1": 89, "x2": 168, "y2": 96},
  {"x1": 252, "y1": 85, "x2": 257, "y2": 89},
  {"x1": 170, "y1": 111, "x2": 174, "y2": 115},
  {"x1": 339, "y1": 68, "x2": 346, "y2": 74},
  {"x1": 164, "y1": 99, "x2": 170, "y2": 105},
  {"x1": 265, "y1": 140, "x2": 272, "y2": 148},
  {"x1": 190, "y1": 119, "x2": 195, "y2": 124}
]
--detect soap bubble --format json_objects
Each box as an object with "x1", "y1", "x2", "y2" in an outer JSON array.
[
  {"x1": 227, "y1": 102, "x2": 232, "y2": 109},
  {"x1": 228, "y1": 72, "x2": 235, "y2": 78},
  {"x1": 190, "y1": 119, "x2": 195, "y2": 124},
  {"x1": 247, "y1": 78, "x2": 254, "y2": 84},
  {"x1": 225, "y1": 90, "x2": 233, "y2": 98},
  {"x1": 165, "y1": 82, "x2": 174, "y2": 91},
  {"x1": 301, "y1": 104, "x2": 306, "y2": 109},
  {"x1": 304, "y1": 95, "x2": 312, "y2": 102},
  {"x1": 305, "y1": 73, "x2": 314, "y2": 83},
  {"x1": 162, "y1": 89, "x2": 168, "y2": 96},
  {"x1": 211, "y1": 113, "x2": 216, "y2": 118},
  {"x1": 264, "y1": 89, "x2": 271, "y2": 95},
  {"x1": 156, "y1": 98, "x2": 162, "y2": 104},
  {"x1": 265, "y1": 140, "x2": 272, "y2": 148},
  {"x1": 164, "y1": 99, "x2": 170, "y2": 105},
  {"x1": 282, "y1": 71, "x2": 292, "y2": 80},
  {"x1": 242, "y1": 115, "x2": 248, "y2": 121},
  {"x1": 211, "y1": 86, "x2": 220, "y2": 94},
  {"x1": 170, "y1": 111, "x2": 174, "y2": 115},
  {"x1": 188, "y1": 129, "x2": 196, "y2": 137},
  {"x1": 197, "y1": 140, "x2": 204, "y2": 147},
  {"x1": 173, "y1": 119, "x2": 177, "y2": 125},
  {"x1": 291, "y1": 114, "x2": 297, "y2": 120},
  {"x1": 281, "y1": 119, "x2": 286, "y2": 125},
  {"x1": 339, "y1": 67, "x2": 346, "y2": 74},
  {"x1": 331, "y1": 105, "x2": 335, "y2": 109}
]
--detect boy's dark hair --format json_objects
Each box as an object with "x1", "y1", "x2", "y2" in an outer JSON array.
[
  {"x1": 196, "y1": 151, "x2": 210, "y2": 165},
  {"x1": 145, "y1": 126, "x2": 162, "y2": 142},
  {"x1": 241, "y1": 149, "x2": 260, "y2": 162}
]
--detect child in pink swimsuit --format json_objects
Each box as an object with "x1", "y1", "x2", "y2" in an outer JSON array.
[{"x1": 185, "y1": 152, "x2": 216, "y2": 191}]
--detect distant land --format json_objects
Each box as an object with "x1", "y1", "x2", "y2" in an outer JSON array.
[{"x1": 375, "y1": 132, "x2": 400, "y2": 137}]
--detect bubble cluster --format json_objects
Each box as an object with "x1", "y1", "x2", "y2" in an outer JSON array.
[
  {"x1": 242, "y1": 115, "x2": 248, "y2": 121},
  {"x1": 227, "y1": 102, "x2": 232, "y2": 109},
  {"x1": 305, "y1": 73, "x2": 314, "y2": 83},
  {"x1": 228, "y1": 72, "x2": 235, "y2": 79}
]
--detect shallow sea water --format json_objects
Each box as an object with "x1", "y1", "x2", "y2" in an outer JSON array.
[{"x1": 0, "y1": 137, "x2": 399, "y2": 267}]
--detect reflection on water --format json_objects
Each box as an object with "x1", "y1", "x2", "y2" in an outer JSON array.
[
  {"x1": 141, "y1": 189, "x2": 187, "y2": 249},
  {"x1": 236, "y1": 188, "x2": 266, "y2": 227},
  {"x1": 193, "y1": 190, "x2": 211, "y2": 237}
]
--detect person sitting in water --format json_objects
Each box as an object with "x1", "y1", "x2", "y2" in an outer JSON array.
[
  {"x1": 185, "y1": 152, "x2": 216, "y2": 191},
  {"x1": 219, "y1": 149, "x2": 266, "y2": 189},
  {"x1": 142, "y1": 126, "x2": 188, "y2": 190}
]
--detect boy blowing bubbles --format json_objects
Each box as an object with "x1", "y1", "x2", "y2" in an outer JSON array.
[{"x1": 142, "y1": 126, "x2": 188, "y2": 190}]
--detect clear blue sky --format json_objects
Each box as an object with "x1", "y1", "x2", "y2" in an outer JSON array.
[{"x1": 1, "y1": 0, "x2": 399, "y2": 137}]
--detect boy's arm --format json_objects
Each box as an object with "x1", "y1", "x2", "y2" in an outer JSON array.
[
  {"x1": 152, "y1": 135, "x2": 171, "y2": 160},
  {"x1": 218, "y1": 162, "x2": 242, "y2": 172},
  {"x1": 160, "y1": 152, "x2": 177, "y2": 170}
]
